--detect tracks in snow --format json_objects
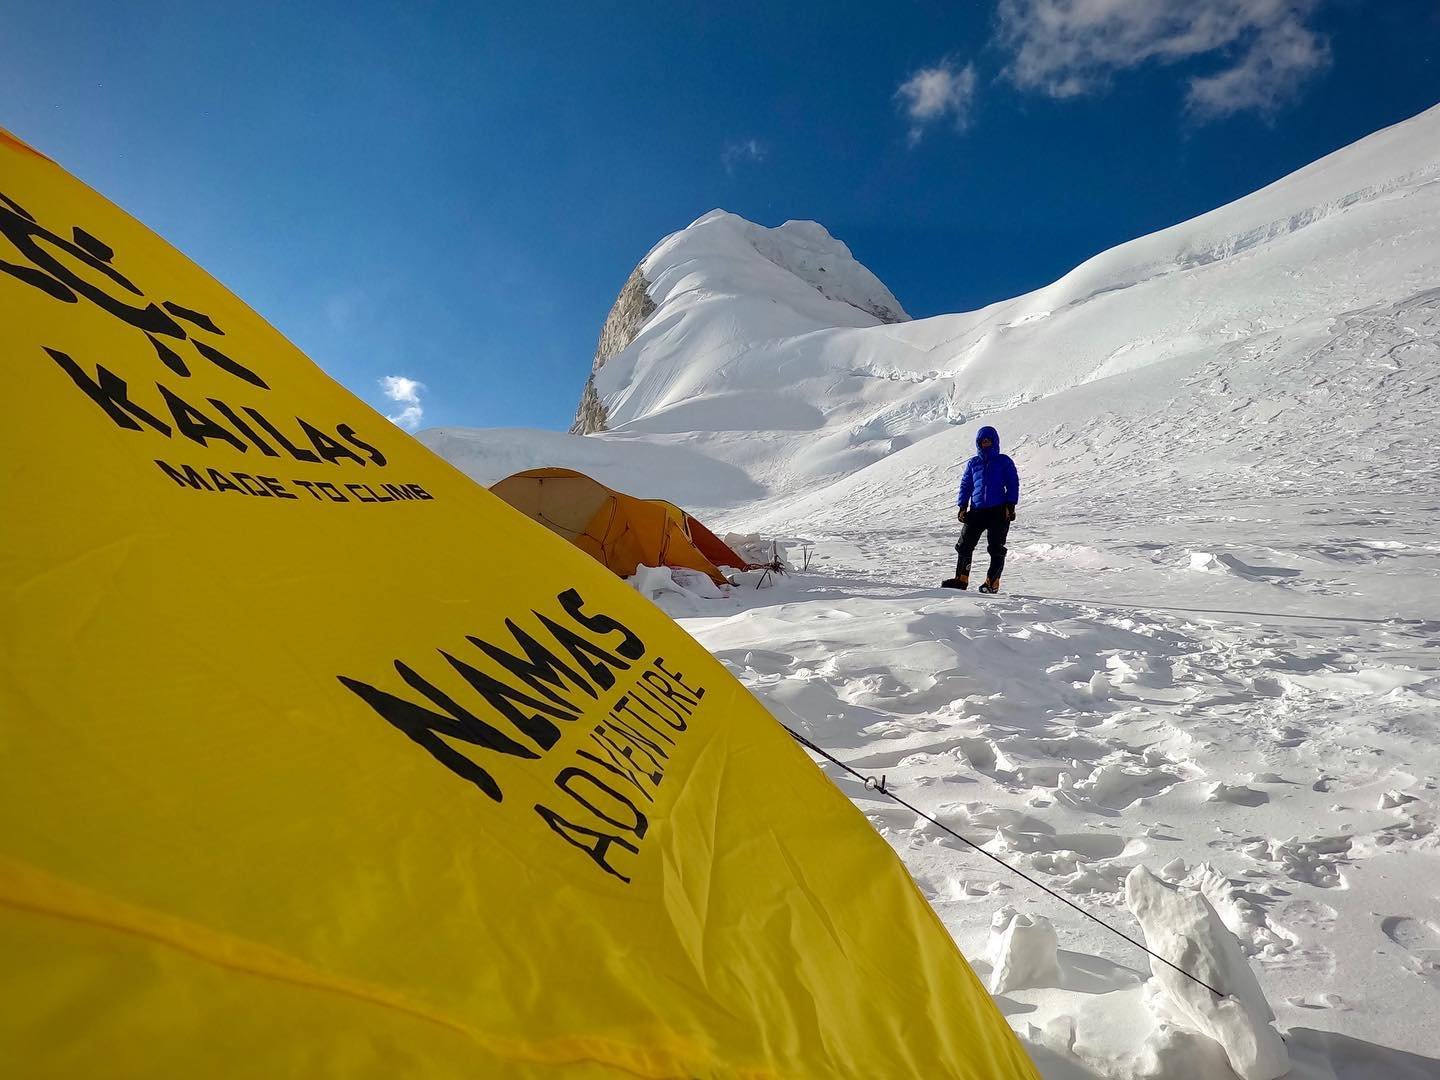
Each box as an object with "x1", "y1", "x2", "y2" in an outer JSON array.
[{"x1": 680, "y1": 573, "x2": 1440, "y2": 1059}]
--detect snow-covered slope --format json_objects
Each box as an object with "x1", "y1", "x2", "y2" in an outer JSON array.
[
  {"x1": 542, "y1": 103, "x2": 1440, "y2": 503},
  {"x1": 426, "y1": 104, "x2": 1440, "y2": 1078},
  {"x1": 419, "y1": 425, "x2": 763, "y2": 505}
]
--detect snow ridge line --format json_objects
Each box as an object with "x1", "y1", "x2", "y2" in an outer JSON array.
[
  {"x1": 781, "y1": 722, "x2": 1226, "y2": 999},
  {"x1": 1175, "y1": 163, "x2": 1440, "y2": 271}
]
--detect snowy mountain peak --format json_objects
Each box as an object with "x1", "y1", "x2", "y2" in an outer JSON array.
[
  {"x1": 563, "y1": 103, "x2": 1440, "y2": 470},
  {"x1": 571, "y1": 209, "x2": 908, "y2": 433},
  {"x1": 677, "y1": 210, "x2": 910, "y2": 325}
]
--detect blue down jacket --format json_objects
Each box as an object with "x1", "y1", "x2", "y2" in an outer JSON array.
[{"x1": 957, "y1": 425, "x2": 1020, "y2": 511}]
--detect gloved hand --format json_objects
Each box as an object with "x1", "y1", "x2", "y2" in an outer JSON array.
[
  {"x1": 957, "y1": 506, "x2": 967, "y2": 523},
  {"x1": 1004, "y1": 503, "x2": 1017, "y2": 522}
]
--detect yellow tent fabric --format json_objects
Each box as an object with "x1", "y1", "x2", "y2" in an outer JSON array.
[
  {"x1": 0, "y1": 128, "x2": 1040, "y2": 1079},
  {"x1": 492, "y1": 467, "x2": 732, "y2": 585}
]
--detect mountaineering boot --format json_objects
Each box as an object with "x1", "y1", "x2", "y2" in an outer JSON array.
[
  {"x1": 941, "y1": 573, "x2": 970, "y2": 590},
  {"x1": 978, "y1": 577, "x2": 1000, "y2": 594}
]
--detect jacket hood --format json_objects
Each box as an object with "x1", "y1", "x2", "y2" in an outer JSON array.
[{"x1": 976, "y1": 425, "x2": 1000, "y2": 454}]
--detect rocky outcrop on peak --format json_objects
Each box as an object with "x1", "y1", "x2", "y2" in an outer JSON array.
[{"x1": 570, "y1": 264, "x2": 655, "y2": 434}]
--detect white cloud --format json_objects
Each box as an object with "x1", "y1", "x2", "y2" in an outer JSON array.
[
  {"x1": 1185, "y1": 14, "x2": 1330, "y2": 118},
  {"x1": 722, "y1": 139, "x2": 766, "y2": 173},
  {"x1": 380, "y1": 374, "x2": 425, "y2": 431},
  {"x1": 897, "y1": 60, "x2": 978, "y2": 144},
  {"x1": 995, "y1": 0, "x2": 1329, "y2": 118}
]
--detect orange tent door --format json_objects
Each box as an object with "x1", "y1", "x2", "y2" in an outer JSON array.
[{"x1": 683, "y1": 513, "x2": 750, "y2": 571}]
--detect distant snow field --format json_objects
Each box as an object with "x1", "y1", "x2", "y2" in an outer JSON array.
[{"x1": 426, "y1": 104, "x2": 1440, "y2": 1078}]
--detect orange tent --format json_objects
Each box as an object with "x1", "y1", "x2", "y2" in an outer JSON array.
[
  {"x1": 491, "y1": 468, "x2": 736, "y2": 584},
  {"x1": 654, "y1": 500, "x2": 753, "y2": 571}
]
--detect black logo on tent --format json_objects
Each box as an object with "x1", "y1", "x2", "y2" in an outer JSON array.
[
  {"x1": 0, "y1": 187, "x2": 419, "y2": 498},
  {"x1": 0, "y1": 190, "x2": 267, "y2": 388},
  {"x1": 340, "y1": 590, "x2": 709, "y2": 884}
]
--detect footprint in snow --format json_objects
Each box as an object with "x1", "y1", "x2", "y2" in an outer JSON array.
[
  {"x1": 1285, "y1": 992, "x2": 1347, "y2": 1010},
  {"x1": 1381, "y1": 916, "x2": 1440, "y2": 987}
]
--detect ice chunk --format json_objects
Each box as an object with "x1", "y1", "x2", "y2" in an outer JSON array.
[
  {"x1": 1205, "y1": 782, "x2": 1268, "y2": 806},
  {"x1": 986, "y1": 904, "x2": 1018, "y2": 963},
  {"x1": 987, "y1": 908, "x2": 1061, "y2": 994},
  {"x1": 1379, "y1": 789, "x2": 1417, "y2": 810},
  {"x1": 1125, "y1": 866, "x2": 1288, "y2": 1080},
  {"x1": 629, "y1": 564, "x2": 682, "y2": 599},
  {"x1": 1160, "y1": 857, "x2": 1189, "y2": 881}
]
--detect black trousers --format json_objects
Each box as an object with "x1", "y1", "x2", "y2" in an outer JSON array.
[{"x1": 955, "y1": 506, "x2": 1011, "y2": 581}]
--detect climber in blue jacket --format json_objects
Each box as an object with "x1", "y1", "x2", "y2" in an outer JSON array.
[{"x1": 944, "y1": 425, "x2": 1019, "y2": 594}]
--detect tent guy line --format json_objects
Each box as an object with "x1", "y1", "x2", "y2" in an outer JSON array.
[
  {"x1": 1001, "y1": 594, "x2": 1423, "y2": 626},
  {"x1": 781, "y1": 722, "x2": 1228, "y2": 1000}
]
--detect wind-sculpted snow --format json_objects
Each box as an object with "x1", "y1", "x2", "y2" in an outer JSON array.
[
  {"x1": 1125, "y1": 867, "x2": 1288, "y2": 1080},
  {"x1": 672, "y1": 565, "x2": 1439, "y2": 1077}
]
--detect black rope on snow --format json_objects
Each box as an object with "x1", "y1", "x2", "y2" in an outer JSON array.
[
  {"x1": 780, "y1": 723, "x2": 1227, "y2": 1000},
  {"x1": 1007, "y1": 592, "x2": 1405, "y2": 627}
]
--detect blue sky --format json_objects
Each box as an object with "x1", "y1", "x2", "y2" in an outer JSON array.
[{"x1": 2, "y1": 2, "x2": 1437, "y2": 431}]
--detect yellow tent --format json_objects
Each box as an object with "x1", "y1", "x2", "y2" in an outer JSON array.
[
  {"x1": 0, "y1": 127, "x2": 1039, "y2": 1078},
  {"x1": 491, "y1": 467, "x2": 735, "y2": 585}
]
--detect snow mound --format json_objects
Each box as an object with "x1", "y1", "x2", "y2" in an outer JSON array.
[
  {"x1": 417, "y1": 426, "x2": 762, "y2": 508},
  {"x1": 629, "y1": 564, "x2": 727, "y2": 604},
  {"x1": 626, "y1": 564, "x2": 787, "y2": 618}
]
